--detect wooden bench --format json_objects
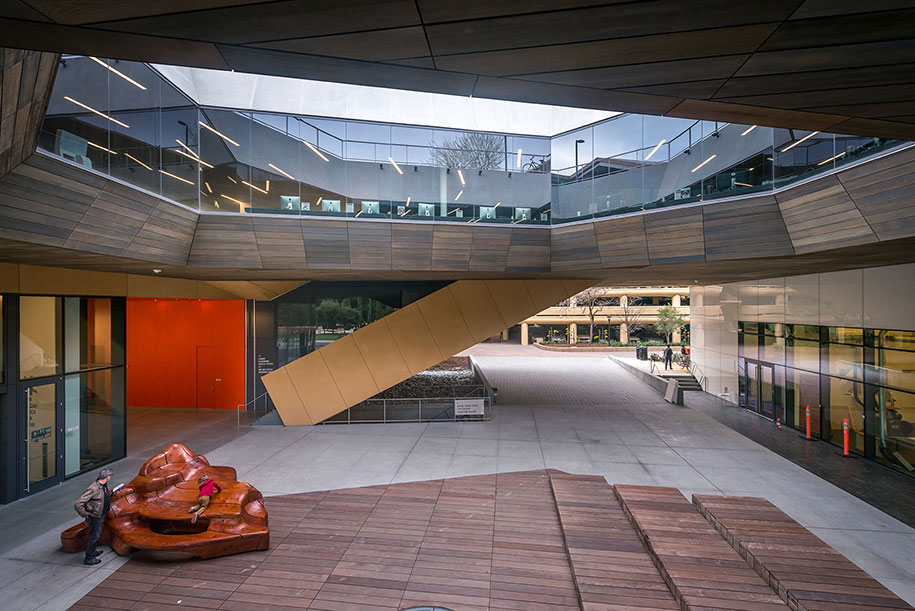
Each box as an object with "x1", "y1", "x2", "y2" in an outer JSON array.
[
  {"x1": 615, "y1": 484, "x2": 789, "y2": 610},
  {"x1": 61, "y1": 443, "x2": 268, "y2": 560},
  {"x1": 548, "y1": 471, "x2": 679, "y2": 610},
  {"x1": 694, "y1": 495, "x2": 914, "y2": 611}
]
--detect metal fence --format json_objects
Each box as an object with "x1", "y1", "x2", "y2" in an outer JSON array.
[{"x1": 322, "y1": 385, "x2": 491, "y2": 425}]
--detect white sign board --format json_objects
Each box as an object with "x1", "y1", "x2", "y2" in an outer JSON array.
[{"x1": 454, "y1": 398, "x2": 485, "y2": 416}]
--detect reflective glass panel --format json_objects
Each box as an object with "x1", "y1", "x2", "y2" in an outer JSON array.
[{"x1": 21, "y1": 296, "x2": 62, "y2": 379}]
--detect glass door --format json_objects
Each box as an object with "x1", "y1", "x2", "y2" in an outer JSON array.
[
  {"x1": 759, "y1": 363, "x2": 775, "y2": 419},
  {"x1": 746, "y1": 360, "x2": 760, "y2": 413},
  {"x1": 22, "y1": 379, "x2": 63, "y2": 495}
]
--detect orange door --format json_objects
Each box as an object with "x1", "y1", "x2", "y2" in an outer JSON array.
[{"x1": 196, "y1": 346, "x2": 216, "y2": 409}]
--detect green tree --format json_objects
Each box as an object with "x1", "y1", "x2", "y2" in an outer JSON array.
[{"x1": 654, "y1": 305, "x2": 685, "y2": 343}]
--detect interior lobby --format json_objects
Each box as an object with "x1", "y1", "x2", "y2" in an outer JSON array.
[{"x1": 1, "y1": 1, "x2": 915, "y2": 609}]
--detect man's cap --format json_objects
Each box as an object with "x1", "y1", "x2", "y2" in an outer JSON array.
[{"x1": 98, "y1": 467, "x2": 113, "y2": 479}]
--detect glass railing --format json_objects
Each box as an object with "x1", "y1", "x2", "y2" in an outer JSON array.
[
  {"x1": 38, "y1": 55, "x2": 906, "y2": 227},
  {"x1": 551, "y1": 119, "x2": 902, "y2": 222}
]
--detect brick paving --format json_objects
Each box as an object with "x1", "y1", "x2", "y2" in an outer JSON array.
[{"x1": 68, "y1": 471, "x2": 910, "y2": 611}]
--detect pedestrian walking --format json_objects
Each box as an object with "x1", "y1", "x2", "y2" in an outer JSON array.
[
  {"x1": 74, "y1": 468, "x2": 113, "y2": 565},
  {"x1": 663, "y1": 344, "x2": 673, "y2": 371}
]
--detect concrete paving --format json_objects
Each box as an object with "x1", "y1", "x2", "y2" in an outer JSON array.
[{"x1": 1, "y1": 354, "x2": 914, "y2": 609}]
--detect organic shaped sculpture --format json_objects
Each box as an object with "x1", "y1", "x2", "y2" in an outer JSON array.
[{"x1": 61, "y1": 443, "x2": 268, "y2": 559}]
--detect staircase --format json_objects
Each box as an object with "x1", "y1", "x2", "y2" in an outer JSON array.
[{"x1": 658, "y1": 370, "x2": 703, "y2": 391}]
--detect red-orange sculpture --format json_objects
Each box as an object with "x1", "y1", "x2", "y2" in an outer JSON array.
[{"x1": 61, "y1": 443, "x2": 268, "y2": 559}]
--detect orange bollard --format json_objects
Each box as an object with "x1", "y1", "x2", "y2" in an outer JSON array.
[
  {"x1": 806, "y1": 405, "x2": 811, "y2": 439},
  {"x1": 801, "y1": 404, "x2": 815, "y2": 441},
  {"x1": 843, "y1": 418, "x2": 850, "y2": 456}
]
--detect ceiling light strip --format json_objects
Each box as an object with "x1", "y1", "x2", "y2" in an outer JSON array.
[
  {"x1": 304, "y1": 140, "x2": 329, "y2": 162},
  {"x1": 175, "y1": 139, "x2": 199, "y2": 158},
  {"x1": 454, "y1": 190, "x2": 463, "y2": 202},
  {"x1": 89, "y1": 56, "x2": 147, "y2": 90},
  {"x1": 517, "y1": 149, "x2": 523, "y2": 168},
  {"x1": 173, "y1": 148, "x2": 213, "y2": 168},
  {"x1": 199, "y1": 121, "x2": 240, "y2": 147},
  {"x1": 781, "y1": 131, "x2": 820, "y2": 153},
  {"x1": 87, "y1": 141, "x2": 117, "y2": 155},
  {"x1": 160, "y1": 169, "x2": 194, "y2": 185},
  {"x1": 741, "y1": 125, "x2": 758, "y2": 136},
  {"x1": 388, "y1": 157, "x2": 403, "y2": 174},
  {"x1": 691, "y1": 154, "x2": 717, "y2": 173},
  {"x1": 457, "y1": 169, "x2": 465, "y2": 185},
  {"x1": 817, "y1": 151, "x2": 847, "y2": 166},
  {"x1": 268, "y1": 163, "x2": 295, "y2": 180},
  {"x1": 220, "y1": 193, "x2": 248, "y2": 207},
  {"x1": 644, "y1": 139, "x2": 666, "y2": 161},
  {"x1": 64, "y1": 96, "x2": 129, "y2": 128},
  {"x1": 241, "y1": 180, "x2": 268, "y2": 195},
  {"x1": 124, "y1": 152, "x2": 152, "y2": 171}
]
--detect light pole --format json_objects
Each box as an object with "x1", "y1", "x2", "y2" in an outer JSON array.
[{"x1": 575, "y1": 139, "x2": 585, "y2": 180}]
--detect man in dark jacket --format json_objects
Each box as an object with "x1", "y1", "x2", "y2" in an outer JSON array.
[
  {"x1": 663, "y1": 345, "x2": 673, "y2": 371},
  {"x1": 75, "y1": 468, "x2": 113, "y2": 565}
]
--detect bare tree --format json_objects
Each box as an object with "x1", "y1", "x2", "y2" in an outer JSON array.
[
  {"x1": 429, "y1": 133, "x2": 505, "y2": 170},
  {"x1": 617, "y1": 294, "x2": 647, "y2": 343},
  {"x1": 565, "y1": 287, "x2": 605, "y2": 344}
]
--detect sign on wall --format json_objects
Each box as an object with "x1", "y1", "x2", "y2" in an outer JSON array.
[{"x1": 454, "y1": 398, "x2": 485, "y2": 416}]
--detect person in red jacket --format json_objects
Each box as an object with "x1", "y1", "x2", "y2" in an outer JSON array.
[{"x1": 188, "y1": 475, "x2": 221, "y2": 524}]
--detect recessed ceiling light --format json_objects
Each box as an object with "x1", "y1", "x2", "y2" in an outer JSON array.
[
  {"x1": 152, "y1": 269, "x2": 162, "y2": 274},
  {"x1": 741, "y1": 125, "x2": 757, "y2": 136},
  {"x1": 64, "y1": 96, "x2": 129, "y2": 128},
  {"x1": 241, "y1": 180, "x2": 268, "y2": 194},
  {"x1": 388, "y1": 157, "x2": 403, "y2": 174},
  {"x1": 517, "y1": 148, "x2": 523, "y2": 168},
  {"x1": 454, "y1": 190, "x2": 463, "y2": 201},
  {"x1": 199, "y1": 121, "x2": 240, "y2": 146},
  {"x1": 457, "y1": 169, "x2": 465, "y2": 185},
  {"x1": 817, "y1": 151, "x2": 846, "y2": 166},
  {"x1": 89, "y1": 57, "x2": 147, "y2": 90},
  {"x1": 86, "y1": 141, "x2": 117, "y2": 155}
]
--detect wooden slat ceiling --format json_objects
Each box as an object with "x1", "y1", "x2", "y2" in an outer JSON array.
[{"x1": 0, "y1": 1, "x2": 913, "y2": 138}]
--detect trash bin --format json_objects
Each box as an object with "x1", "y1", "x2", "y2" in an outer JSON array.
[{"x1": 636, "y1": 346, "x2": 648, "y2": 360}]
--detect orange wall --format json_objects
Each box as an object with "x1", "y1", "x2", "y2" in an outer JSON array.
[{"x1": 127, "y1": 298, "x2": 245, "y2": 409}]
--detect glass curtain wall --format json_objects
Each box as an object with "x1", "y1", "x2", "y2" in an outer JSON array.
[
  {"x1": 19, "y1": 296, "x2": 126, "y2": 484},
  {"x1": 738, "y1": 322, "x2": 915, "y2": 476},
  {"x1": 38, "y1": 56, "x2": 904, "y2": 227}
]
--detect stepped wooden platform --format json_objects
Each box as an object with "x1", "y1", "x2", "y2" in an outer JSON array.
[
  {"x1": 694, "y1": 495, "x2": 912, "y2": 611},
  {"x1": 61, "y1": 443, "x2": 268, "y2": 560},
  {"x1": 68, "y1": 470, "x2": 913, "y2": 611}
]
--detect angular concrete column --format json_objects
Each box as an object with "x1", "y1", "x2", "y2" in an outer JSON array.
[
  {"x1": 262, "y1": 279, "x2": 593, "y2": 425},
  {"x1": 521, "y1": 323, "x2": 529, "y2": 346}
]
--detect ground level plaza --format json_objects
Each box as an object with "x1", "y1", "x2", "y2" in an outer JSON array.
[{"x1": 0, "y1": 346, "x2": 912, "y2": 610}]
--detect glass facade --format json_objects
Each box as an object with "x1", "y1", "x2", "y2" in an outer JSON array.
[
  {"x1": 738, "y1": 322, "x2": 915, "y2": 476},
  {"x1": 38, "y1": 56, "x2": 905, "y2": 227},
  {"x1": 3, "y1": 295, "x2": 126, "y2": 501}
]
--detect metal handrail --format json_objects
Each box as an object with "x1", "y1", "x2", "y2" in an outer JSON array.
[{"x1": 237, "y1": 392, "x2": 269, "y2": 427}]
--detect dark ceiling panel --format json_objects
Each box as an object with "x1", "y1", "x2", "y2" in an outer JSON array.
[
  {"x1": 714, "y1": 63, "x2": 915, "y2": 99},
  {"x1": 92, "y1": 0, "x2": 421, "y2": 45},
  {"x1": 0, "y1": 1, "x2": 910, "y2": 139},
  {"x1": 415, "y1": 0, "x2": 614, "y2": 24},
  {"x1": 735, "y1": 39, "x2": 915, "y2": 77},
  {"x1": 472, "y1": 76, "x2": 681, "y2": 116},
  {"x1": 215, "y1": 44, "x2": 476, "y2": 96},
  {"x1": 436, "y1": 25, "x2": 778, "y2": 76},
  {"x1": 424, "y1": 1, "x2": 795, "y2": 56},
  {"x1": 761, "y1": 9, "x2": 915, "y2": 51},
  {"x1": 22, "y1": 0, "x2": 261, "y2": 25},
  {"x1": 517, "y1": 56, "x2": 750, "y2": 90},
  {"x1": 253, "y1": 26, "x2": 430, "y2": 62},
  {"x1": 789, "y1": 0, "x2": 914, "y2": 20},
  {"x1": 0, "y1": 17, "x2": 230, "y2": 69}
]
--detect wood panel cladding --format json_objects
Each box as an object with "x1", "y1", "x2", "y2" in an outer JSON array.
[
  {"x1": 593, "y1": 215, "x2": 650, "y2": 268},
  {"x1": 644, "y1": 206, "x2": 705, "y2": 264},
  {"x1": 262, "y1": 278, "x2": 593, "y2": 425},
  {"x1": 702, "y1": 195, "x2": 794, "y2": 260},
  {"x1": 550, "y1": 223, "x2": 600, "y2": 272},
  {"x1": 837, "y1": 146, "x2": 915, "y2": 242},
  {"x1": 775, "y1": 174, "x2": 876, "y2": 253},
  {"x1": 0, "y1": 48, "x2": 58, "y2": 178}
]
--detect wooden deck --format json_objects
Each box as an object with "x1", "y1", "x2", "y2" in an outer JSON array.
[
  {"x1": 694, "y1": 495, "x2": 914, "y2": 611},
  {"x1": 69, "y1": 471, "x2": 912, "y2": 611}
]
